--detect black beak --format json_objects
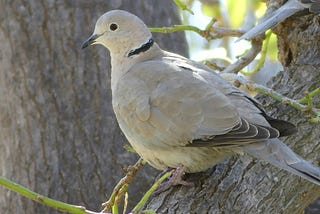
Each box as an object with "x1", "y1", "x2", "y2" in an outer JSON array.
[{"x1": 81, "y1": 34, "x2": 100, "y2": 49}]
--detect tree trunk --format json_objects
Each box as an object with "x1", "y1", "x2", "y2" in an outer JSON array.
[
  {"x1": 146, "y1": 0, "x2": 320, "y2": 213},
  {"x1": 0, "y1": 0, "x2": 187, "y2": 213}
]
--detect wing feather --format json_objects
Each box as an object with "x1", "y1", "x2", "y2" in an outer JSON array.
[{"x1": 114, "y1": 53, "x2": 295, "y2": 151}]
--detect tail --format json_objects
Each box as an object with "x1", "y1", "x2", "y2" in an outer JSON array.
[
  {"x1": 238, "y1": 0, "x2": 305, "y2": 41},
  {"x1": 243, "y1": 138, "x2": 320, "y2": 185}
]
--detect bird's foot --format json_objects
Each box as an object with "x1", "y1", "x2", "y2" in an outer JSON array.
[{"x1": 154, "y1": 165, "x2": 194, "y2": 194}]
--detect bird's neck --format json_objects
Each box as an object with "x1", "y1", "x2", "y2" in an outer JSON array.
[
  {"x1": 110, "y1": 43, "x2": 163, "y2": 92},
  {"x1": 110, "y1": 55, "x2": 135, "y2": 92}
]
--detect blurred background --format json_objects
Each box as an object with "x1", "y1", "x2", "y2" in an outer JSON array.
[{"x1": 174, "y1": 0, "x2": 282, "y2": 86}]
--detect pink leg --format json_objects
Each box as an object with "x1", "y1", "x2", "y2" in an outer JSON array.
[{"x1": 155, "y1": 165, "x2": 194, "y2": 194}]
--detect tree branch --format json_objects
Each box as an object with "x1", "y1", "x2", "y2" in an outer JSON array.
[
  {"x1": 150, "y1": 19, "x2": 263, "y2": 74},
  {"x1": 101, "y1": 158, "x2": 146, "y2": 213},
  {"x1": 221, "y1": 73, "x2": 320, "y2": 123},
  {"x1": 132, "y1": 171, "x2": 173, "y2": 213},
  {"x1": 0, "y1": 176, "x2": 99, "y2": 214},
  {"x1": 241, "y1": 31, "x2": 272, "y2": 76}
]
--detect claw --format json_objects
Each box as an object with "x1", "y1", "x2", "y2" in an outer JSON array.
[{"x1": 154, "y1": 165, "x2": 194, "y2": 194}]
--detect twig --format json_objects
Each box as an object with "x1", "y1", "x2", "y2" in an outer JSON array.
[
  {"x1": 0, "y1": 176, "x2": 99, "y2": 214},
  {"x1": 173, "y1": 0, "x2": 194, "y2": 15},
  {"x1": 158, "y1": 24, "x2": 242, "y2": 40},
  {"x1": 241, "y1": 30, "x2": 272, "y2": 76},
  {"x1": 150, "y1": 19, "x2": 264, "y2": 75},
  {"x1": 222, "y1": 38, "x2": 263, "y2": 74},
  {"x1": 209, "y1": 26, "x2": 244, "y2": 39},
  {"x1": 112, "y1": 204, "x2": 118, "y2": 214},
  {"x1": 150, "y1": 18, "x2": 244, "y2": 41},
  {"x1": 150, "y1": 25, "x2": 205, "y2": 38},
  {"x1": 123, "y1": 192, "x2": 129, "y2": 214},
  {"x1": 101, "y1": 158, "x2": 146, "y2": 213},
  {"x1": 299, "y1": 88, "x2": 320, "y2": 104},
  {"x1": 150, "y1": 23, "x2": 263, "y2": 74},
  {"x1": 220, "y1": 73, "x2": 320, "y2": 123},
  {"x1": 207, "y1": 22, "x2": 264, "y2": 74},
  {"x1": 123, "y1": 145, "x2": 137, "y2": 153},
  {"x1": 299, "y1": 88, "x2": 320, "y2": 123},
  {"x1": 140, "y1": 210, "x2": 157, "y2": 214},
  {"x1": 204, "y1": 58, "x2": 232, "y2": 71},
  {"x1": 131, "y1": 171, "x2": 174, "y2": 214}
]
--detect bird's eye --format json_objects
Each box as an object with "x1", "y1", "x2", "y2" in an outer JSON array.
[{"x1": 109, "y1": 23, "x2": 118, "y2": 31}]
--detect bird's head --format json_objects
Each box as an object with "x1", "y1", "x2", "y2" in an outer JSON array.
[{"x1": 81, "y1": 10, "x2": 152, "y2": 57}]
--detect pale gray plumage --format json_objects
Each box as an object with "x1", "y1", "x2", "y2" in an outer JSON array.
[
  {"x1": 82, "y1": 10, "x2": 320, "y2": 185},
  {"x1": 238, "y1": 0, "x2": 320, "y2": 41}
]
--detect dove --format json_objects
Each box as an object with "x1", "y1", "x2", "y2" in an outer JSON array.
[
  {"x1": 82, "y1": 10, "x2": 320, "y2": 186},
  {"x1": 238, "y1": 0, "x2": 320, "y2": 41}
]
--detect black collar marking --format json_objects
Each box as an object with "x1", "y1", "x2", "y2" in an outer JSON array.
[{"x1": 128, "y1": 38, "x2": 154, "y2": 57}]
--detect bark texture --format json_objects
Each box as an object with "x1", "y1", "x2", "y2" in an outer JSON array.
[
  {"x1": 0, "y1": 0, "x2": 187, "y2": 213},
  {"x1": 146, "y1": 0, "x2": 320, "y2": 213}
]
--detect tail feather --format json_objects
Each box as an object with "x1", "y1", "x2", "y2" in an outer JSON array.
[
  {"x1": 243, "y1": 138, "x2": 320, "y2": 185},
  {"x1": 289, "y1": 161, "x2": 320, "y2": 183}
]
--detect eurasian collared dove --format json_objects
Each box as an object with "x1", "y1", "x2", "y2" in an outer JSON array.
[
  {"x1": 238, "y1": 0, "x2": 320, "y2": 41},
  {"x1": 82, "y1": 10, "x2": 320, "y2": 185}
]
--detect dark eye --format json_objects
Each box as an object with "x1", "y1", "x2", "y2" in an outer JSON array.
[{"x1": 109, "y1": 23, "x2": 118, "y2": 31}]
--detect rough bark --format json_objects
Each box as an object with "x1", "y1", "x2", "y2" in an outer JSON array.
[
  {"x1": 146, "y1": 1, "x2": 320, "y2": 213},
  {"x1": 0, "y1": 0, "x2": 187, "y2": 213}
]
